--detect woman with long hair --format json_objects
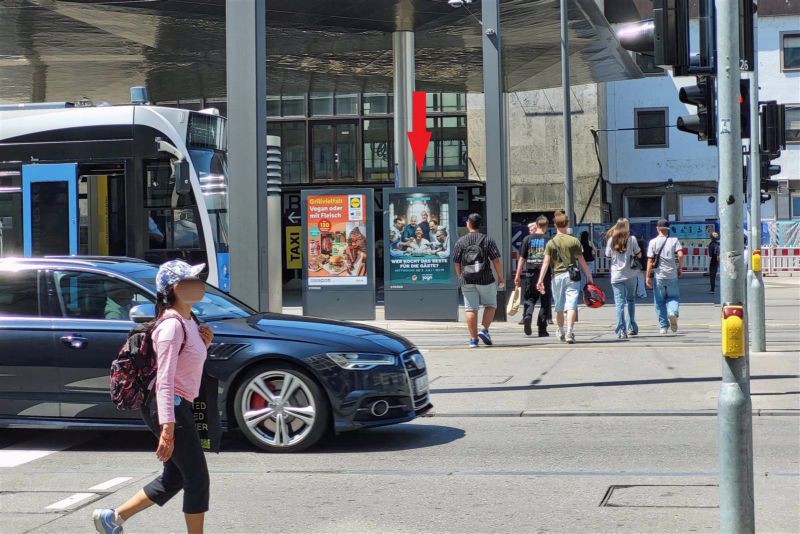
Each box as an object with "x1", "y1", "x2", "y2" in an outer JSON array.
[
  {"x1": 605, "y1": 218, "x2": 642, "y2": 339},
  {"x1": 93, "y1": 260, "x2": 214, "y2": 534}
]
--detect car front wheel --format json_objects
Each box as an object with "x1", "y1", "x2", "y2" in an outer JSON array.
[{"x1": 234, "y1": 364, "x2": 330, "y2": 453}]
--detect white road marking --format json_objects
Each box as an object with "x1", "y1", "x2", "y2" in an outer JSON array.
[
  {"x1": 0, "y1": 434, "x2": 90, "y2": 468},
  {"x1": 89, "y1": 477, "x2": 132, "y2": 491},
  {"x1": 45, "y1": 492, "x2": 96, "y2": 510},
  {"x1": 0, "y1": 448, "x2": 60, "y2": 468}
]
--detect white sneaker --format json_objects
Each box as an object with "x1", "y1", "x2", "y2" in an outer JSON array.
[
  {"x1": 565, "y1": 332, "x2": 576, "y2": 344},
  {"x1": 668, "y1": 313, "x2": 678, "y2": 333},
  {"x1": 556, "y1": 327, "x2": 566, "y2": 342},
  {"x1": 660, "y1": 327, "x2": 668, "y2": 335}
]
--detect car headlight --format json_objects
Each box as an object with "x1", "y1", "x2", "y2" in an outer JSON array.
[
  {"x1": 409, "y1": 352, "x2": 426, "y2": 370},
  {"x1": 326, "y1": 352, "x2": 397, "y2": 370}
]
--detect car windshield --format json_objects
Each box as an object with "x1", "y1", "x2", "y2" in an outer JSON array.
[{"x1": 131, "y1": 270, "x2": 254, "y2": 321}]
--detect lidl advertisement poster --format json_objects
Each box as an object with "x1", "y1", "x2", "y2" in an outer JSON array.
[
  {"x1": 306, "y1": 194, "x2": 368, "y2": 286},
  {"x1": 387, "y1": 190, "x2": 453, "y2": 286}
]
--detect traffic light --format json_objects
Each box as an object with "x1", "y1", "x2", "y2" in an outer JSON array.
[
  {"x1": 616, "y1": 0, "x2": 690, "y2": 72},
  {"x1": 760, "y1": 101, "x2": 786, "y2": 154},
  {"x1": 758, "y1": 101, "x2": 786, "y2": 203},
  {"x1": 677, "y1": 76, "x2": 716, "y2": 144},
  {"x1": 739, "y1": 79, "x2": 750, "y2": 139},
  {"x1": 759, "y1": 152, "x2": 780, "y2": 203}
]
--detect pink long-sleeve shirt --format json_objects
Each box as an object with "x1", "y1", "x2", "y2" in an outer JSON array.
[{"x1": 151, "y1": 310, "x2": 208, "y2": 424}]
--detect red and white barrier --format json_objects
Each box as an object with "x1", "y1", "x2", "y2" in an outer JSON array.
[
  {"x1": 595, "y1": 255, "x2": 610, "y2": 275},
  {"x1": 763, "y1": 246, "x2": 800, "y2": 275},
  {"x1": 682, "y1": 247, "x2": 709, "y2": 272}
]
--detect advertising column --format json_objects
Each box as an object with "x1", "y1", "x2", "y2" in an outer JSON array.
[
  {"x1": 383, "y1": 187, "x2": 459, "y2": 320},
  {"x1": 302, "y1": 189, "x2": 375, "y2": 320}
]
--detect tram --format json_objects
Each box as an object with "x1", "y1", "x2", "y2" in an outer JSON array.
[{"x1": 0, "y1": 101, "x2": 230, "y2": 290}]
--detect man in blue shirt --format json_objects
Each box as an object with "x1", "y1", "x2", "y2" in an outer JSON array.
[{"x1": 514, "y1": 216, "x2": 551, "y2": 337}]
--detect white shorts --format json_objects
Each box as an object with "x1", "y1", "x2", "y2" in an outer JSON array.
[{"x1": 551, "y1": 272, "x2": 580, "y2": 312}]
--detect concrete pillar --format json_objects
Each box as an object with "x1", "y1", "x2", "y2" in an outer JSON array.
[
  {"x1": 482, "y1": 0, "x2": 511, "y2": 320},
  {"x1": 225, "y1": 0, "x2": 270, "y2": 311},
  {"x1": 393, "y1": 31, "x2": 416, "y2": 188}
]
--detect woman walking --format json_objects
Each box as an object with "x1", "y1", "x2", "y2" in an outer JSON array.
[
  {"x1": 579, "y1": 231, "x2": 596, "y2": 288},
  {"x1": 605, "y1": 219, "x2": 641, "y2": 339},
  {"x1": 93, "y1": 260, "x2": 214, "y2": 534}
]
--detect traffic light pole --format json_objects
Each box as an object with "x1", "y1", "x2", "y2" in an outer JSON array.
[
  {"x1": 746, "y1": 12, "x2": 766, "y2": 353},
  {"x1": 716, "y1": 0, "x2": 755, "y2": 531}
]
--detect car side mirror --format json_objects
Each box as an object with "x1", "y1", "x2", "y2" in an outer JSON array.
[
  {"x1": 172, "y1": 160, "x2": 191, "y2": 195},
  {"x1": 129, "y1": 303, "x2": 156, "y2": 323}
]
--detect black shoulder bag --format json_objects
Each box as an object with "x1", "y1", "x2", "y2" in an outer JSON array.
[
  {"x1": 649, "y1": 238, "x2": 669, "y2": 278},
  {"x1": 628, "y1": 238, "x2": 644, "y2": 271},
  {"x1": 555, "y1": 235, "x2": 582, "y2": 282}
]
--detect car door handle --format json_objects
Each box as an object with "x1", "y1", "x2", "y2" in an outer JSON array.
[{"x1": 60, "y1": 335, "x2": 89, "y2": 350}]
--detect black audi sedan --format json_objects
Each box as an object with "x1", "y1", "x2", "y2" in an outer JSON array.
[{"x1": 0, "y1": 257, "x2": 431, "y2": 452}]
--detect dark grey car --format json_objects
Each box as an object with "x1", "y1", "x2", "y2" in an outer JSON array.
[{"x1": 0, "y1": 257, "x2": 431, "y2": 452}]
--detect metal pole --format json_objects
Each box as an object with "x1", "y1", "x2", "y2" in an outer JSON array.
[
  {"x1": 560, "y1": 0, "x2": 575, "y2": 228},
  {"x1": 716, "y1": 0, "x2": 755, "y2": 531},
  {"x1": 482, "y1": 0, "x2": 511, "y2": 320},
  {"x1": 266, "y1": 137, "x2": 283, "y2": 312},
  {"x1": 746, "y1": 11, "x2": 765, "y2": 352},
  {"x1": 393, "y1": 31, "x2": 416, "y2": 188},
  {"x1": 226, "y1": 0, "x2": 270, "y2": 311}
]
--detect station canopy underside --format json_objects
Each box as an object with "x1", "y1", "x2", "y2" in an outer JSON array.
[{"x1": 1, "y1": 0, "x2": 642, "y2": 103}]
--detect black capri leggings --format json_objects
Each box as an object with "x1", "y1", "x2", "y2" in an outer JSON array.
[{"x1": 141, "y1": 393, "x2": 210, "y2": 514}]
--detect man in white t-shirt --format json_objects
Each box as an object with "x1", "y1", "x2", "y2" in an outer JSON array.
[{"x1": 646, "y1": 219, "x2": 684, "y2": 334}]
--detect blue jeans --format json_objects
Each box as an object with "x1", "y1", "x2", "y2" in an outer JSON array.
[
  {"x1": 653, "y1": 277, "x2": 680, "y2": 328},
  {"x1": 611, "y1": 278, "x2": 638, "y2": 334}
]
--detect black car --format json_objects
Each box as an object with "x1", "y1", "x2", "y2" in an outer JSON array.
[{"x1": 0, "y1": 257, "x2": 431, "y2": 452}]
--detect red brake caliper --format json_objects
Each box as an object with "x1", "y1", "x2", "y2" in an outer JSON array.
[{"x1": 250, "y1": 379, "x2": 273, "y2": 410}]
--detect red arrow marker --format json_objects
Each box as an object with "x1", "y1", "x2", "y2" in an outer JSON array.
[{"x1": 406, "y1": 91, "x2": 432, "y2": 173}]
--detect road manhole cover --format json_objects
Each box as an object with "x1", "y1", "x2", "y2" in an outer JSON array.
[{"x1": 600, "y1": 484, "x2": 718, "y2": 509}]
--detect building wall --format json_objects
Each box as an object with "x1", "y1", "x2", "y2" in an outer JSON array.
[
  {"x1": 603, "y1": 14, "x2": 800, "y2": 221},
  {"x1": 467, "y1": 84, "x2": 604, "y2": 224}
]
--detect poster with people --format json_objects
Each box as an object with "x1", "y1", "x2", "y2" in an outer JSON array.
[
  {"x1": 385, "y1": 188, "x2": 456, "y2": 287},
  {"x1": 305, "y1": 193, "x2": 368, "y2": 286}
]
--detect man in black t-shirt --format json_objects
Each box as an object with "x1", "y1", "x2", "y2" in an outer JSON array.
[
  {"x1": 708, "y1": 232, "x2": 720, "y2": 292},
  {"x1": 514, "y1": 215, "x2": 551, "y2": 337},
  {"x1": 453, "y1": 213, "x2": 504, "y2": 348}
]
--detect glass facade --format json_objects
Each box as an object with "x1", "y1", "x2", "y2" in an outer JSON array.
[
  {"x1": 160, "y1": 92, "x2": 468, "y2": 185},
  {"x1": 363, "y1": 119, "x2": 393, "y2": 182}
]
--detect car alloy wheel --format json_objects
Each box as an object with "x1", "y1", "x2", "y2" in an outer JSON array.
[{"x1": 234, "y1": 364, "x2": 329, "y2": 453}]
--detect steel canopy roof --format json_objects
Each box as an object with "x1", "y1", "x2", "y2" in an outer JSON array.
[{"x1": 0, "y1": 0, "x2": 642, "y2": 103}]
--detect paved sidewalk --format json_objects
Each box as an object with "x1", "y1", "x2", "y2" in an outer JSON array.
[
  {"x1": 284, "y1": 274, "x2": 800, "y2": 333},
  {"x1": 356, "y1": 276, "x2": 799, "y2": 416}
]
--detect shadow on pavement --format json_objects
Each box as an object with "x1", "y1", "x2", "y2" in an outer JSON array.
[
  {"x1": 430, "y1": 374, "x2": 800, "y2": 395},
  {"x1": 220, "y1": 423, "x2": 466, "y2": 454},
  {"x1": 59, "y1": 422, "x2": 465, "y2": 454},
  {"x1": 319, "y1": 423, "x2": 465, "y2": 453}
]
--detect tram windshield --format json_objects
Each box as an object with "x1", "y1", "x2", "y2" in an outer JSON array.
[{"x1": 187, "y1": 112, "x2": 229, "y2": 254}]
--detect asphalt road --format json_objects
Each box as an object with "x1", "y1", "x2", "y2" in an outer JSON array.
[
  {"x1": 2, "y1": 276, "x2": 798, "y2": 533},
  {"x1": 1, "y1": 416, "x2": 798, "y2": 533}
]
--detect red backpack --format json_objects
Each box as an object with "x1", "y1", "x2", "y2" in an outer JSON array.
[{"x1": 110, "y1": 317, "x2": 185, "y2": 410}]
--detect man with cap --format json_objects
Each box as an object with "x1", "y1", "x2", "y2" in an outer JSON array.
[
  {"x1": 646, "y1": 219, "x2": 684, "y2": 334},
  {"x1": 514, "y1": 215, "x2": 551, "y2": 337}
]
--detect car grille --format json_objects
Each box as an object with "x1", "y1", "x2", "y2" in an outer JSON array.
[{"x1": 401, "y1": 350, "x2": 429, "y2": 411}]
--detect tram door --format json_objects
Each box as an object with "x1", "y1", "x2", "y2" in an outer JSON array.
[
  {"x1": 22, "y1": 163, "x2": 78, "y2": 256},
  {"x1": 78, "y1": 170, "x2": 126, "y2": 256}
]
